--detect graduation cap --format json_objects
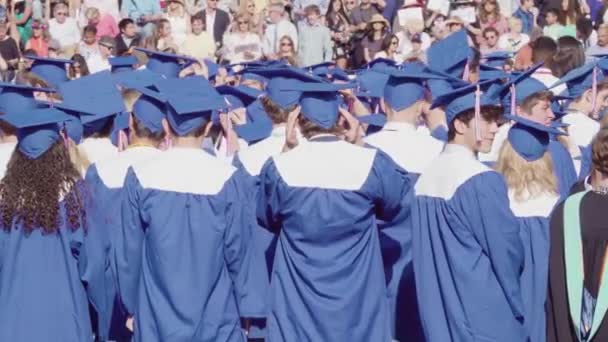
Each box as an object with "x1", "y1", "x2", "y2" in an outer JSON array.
[
  {"x1": 424, "y1": 67, "x2": 470, "y2": 101},
  {"x1": 354, "y1": 69, "x2": 389, "y2": 99},
  {"x1": 478, "y1": 64, "x2": 509, "y2": 81},
  {"x1": 56, "y1": 71, "x2": 126, "y2": 117},
  {"x1": 129, "y1": 85, "x2": 168, "y2": 134},
  {"x1": 383, "y1": 65, "x2": 446, "y2": 111},
  {"x1": 285, "y1": 80, "x2": 355, "y2": 129},
  {"x1": 488, "y1": 64, "x2": 546, "y2": 115},
  {"x1": 356, "y1": 113, "x2": 387, "y2": 127},
  {"x1": 305, "y1": 62, "x2": 351, "y2": 82},
  {"x1": 109, "y1": 55, "x2": 138, "y2": 73},
  {"x1": 113, "y1": 68, "x2": 166, "y2": 89},
  {"x1": 551, "y1": 61, "x2": 605, "y2": 99},
  {"x1": 134, "y1": 47, "x2": 195, "y2": 79},
  {"x1": 506, "y1": 114, "x2": 565, "y2": 161},
  {"x1": 156, "y1": 77, "x2": 228, "y2": 136},
  {"x1": 0, "y1": 82, "x2": 55, "y2": 113},
  {"x1": 431, "y1": 79, "x2": 502, "y2": 125},
  {"x1": 240, "y1": 72, "x2": 268, "y2": 85},
  {"x1": 359, "y1": 58, "x2": 399, "y2": 73},
  {"x1": 110, "y1": 111, "x2": 131, "y2": 147},
  {"x1": 1, "y1": 107, "x2": 72, "y2": 159},
  {"x1": 427, "y1": 29, "x2": 473, "y2": 79},
  {"x1": 26, "y1": 56, "x2": 72, "y2": 87},
  {"x1": 216, "y1": 85, "x2": 262, "y2": 110},
  {"x1": 245, "y1": 67, "x2": 327, "y2": 109},
  {"x1": 481, "y1": 51, "x2": 512, "y2": 69}
]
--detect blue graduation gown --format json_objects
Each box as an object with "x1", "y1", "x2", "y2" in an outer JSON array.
[
  {"x1": 84, "y1": 146, "x2": 161, "y2": 339},
  {"x1": 0, "y1": 185, "x2": 110, "y2": 342},
  {"x1": 548, "y1": 140, "x2": 577, "y2": 198},
  {"x1": 119, "y1": 147, "x2": 266, "y2": 342},
  {"x1": 509, "y1": 192, "x2": 559, "y2": 342},
  {"x1": 364, "y1": 121, "x2": 443, "y2": 341},
  {"x1": 257, "y1": 137, "x2": 409, "y2": 342},
  {"x1": 412, "y1": 144, "x2": 526, "y2": 342}
]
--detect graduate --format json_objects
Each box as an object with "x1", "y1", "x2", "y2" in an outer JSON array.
[
  {"x1": 119, "y1": 76, "x2": 266, "y2": 342},
  {"x1": 256, "y1": 79, "x2": 410, "y2": 342},
  {"x1": 0, "y1": 105, "x2": 109, "y2": 341},
  {"x1": 546, "y1": 127, "x2": 608, "y2": 341},
  {"x1": 495, "y1": 115, "x2": 563, "y2": 342},
  {"x1": 362, "y1": 65, "x2": 445, "y2": 342},
  {"x1": 85, "y1": 85, "x2": 169, "y2": 341},
  {"x1": 412, "y1": 81, "x2": 527, "y2": 342},
  {"x1": 552, "y1": 61, "x2": 608, "y2": 178}
]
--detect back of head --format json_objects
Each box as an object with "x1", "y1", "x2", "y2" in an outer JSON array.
[
  {"x1": 552, "y1": 36, "x2": 585, "y2": 77},
  {"x1": 531, "y1": 36, "x2": 557, "y2": 65},
  {"x1": 591, "y1": 127, "x2": 608, "y2": 175}
]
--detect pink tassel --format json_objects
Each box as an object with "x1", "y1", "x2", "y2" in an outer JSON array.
[
  {"x1": 592, "y1": 67, "x2": 598, "y2": 115},
  {"x1": 510, "y1": 84, "x2": 516, "y2": 116},
  {"x1": 117, "y1": 129, "x2": 128, "y2": 152},
  {"x1": 475, "y1": 85, "x2": 482, "y2": 142},
  {"x1": 462, "y1": 63, "x2": 470, "y2": 81}
]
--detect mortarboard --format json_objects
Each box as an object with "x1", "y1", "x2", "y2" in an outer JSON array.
[
  {"x1": 431, "y1": 79, "x2": 502, "y2": 124},
  {"x1": 156, "y1": 77, "x2": 228, "y2": 136},
  {"x1": 356, "y1": 113, "x2": 387, "y2": 127},
  {"x1": 427, "y1": 29, "x2": 473, "y2": 79},
  {"x1": 0, "y1": 82, "x2": 55, "y2": 113},
  {"x1": 505, "y1": 114, "x2": 565, "y2": 161},
  {"x1": 216, "y1": 85, "x2": 263, "y2": 110},
  {"x1": 478, "y1": 63, "x2": 509, "y2": 81},
  {"x1": 359, "y1": 58, "x2": 399, "y2": 73},
  {"x1": 232, "y1": 99, "x2": 274, "y2": 143},
  {"x1": 481, "y1": 51, "x2": 512, "y2": 69},
  {"x1": 488, "y1": 63, "x2": 546, "y2": 115},
  {"x1": 134, "y1": 47, "x2": 194, "y2": 78},
  {"x1": 240, "y1": 72, "x2": 268, "y2": 85},
  {"x1": 26, "y1": 56, "x2": 72, "y2": 87},
  {"x1": 551, "y1": 61, "x2": 605, "y2": 99},
  {"x1": 383, "y1": 65, "x2": 446, "y2": 111},
  {"x1": 0, "y1": 107, "x2": 72, "y2": 159},
  {"x1": 129, "y1": 85, "x2": 168, "y2": 134},
  {"x1": 109, "y1": 56, "x2": 138, "y2": 73},
  {"x1": 113, "y1": 68, "x2": 166, "y2": 89}
]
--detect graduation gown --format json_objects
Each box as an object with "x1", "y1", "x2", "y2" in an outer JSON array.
[
  {"x1": 364, "y1": 121, "x2": 444, "y2": 341},
  {"x1": 84, "y1": 146, "x2": 161, "y2": 340},
  {"x1": 412, "y1": 144, "x2": 526, "y2": 342},
  {"x1": 119, "y1": 148, "x2": 266, "y2": 342},
  {"x1": 0, "y1": 185, "x2": 110, "y2": 342},
  {"x1": 549, "y1": 140, "x2": 578, "y2": 199},
  {"x1": 256, "y1": 137, "x2": 409, "y2": 342},
  {"x1": 509, "y1": 192, "x2": 560, "y2": 342},
  {"x1": 546, "y1": 190, "x2": 608, "y2": 342}
]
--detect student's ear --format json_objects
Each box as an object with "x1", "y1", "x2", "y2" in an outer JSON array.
[
  {"x1": 202, "y1": 121, "x2": 213, "y2": 138},
  {"x1": 584, "y1": 89, "x2": 594, "y2": 105},
  {"x1": 453, "y1": 117, "x2": 468, "y2": 136},
  {"x1": 515, "y1": 104, "x2": 524, "y2": 116}
]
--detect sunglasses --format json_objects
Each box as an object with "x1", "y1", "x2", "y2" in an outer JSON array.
[
  {"x1": 281, "y1": 42, "x2": 292, "y2": 46},
  {"x1": 56, "y1": 12, "x2": 68, "y2": 16},
  {"x1": 485, "y1": 35, "x2": 497, "y2": 39},
  {"x1": 32, "y1": 24, "x2": 47, "y2": 30},
  {"x1": 72, "y1": 64, "x2": 80, "y2": 68},
  {"x1": 248, "y1": 4, "x2": 255, "y2": 7},
  {"x1": 238, "y1": 20, "x2": 249, "y2": 24}
]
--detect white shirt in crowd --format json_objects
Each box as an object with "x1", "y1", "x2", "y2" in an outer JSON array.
[
  {"x1": 532, "y1": 67, "x2": 567, "y2": 96},
  {"x1": 206, "y1": 11, "x2": 216, "y2": 42},
  {"x1": 262, "y1": 19, "x2": 298, "y2": 55},
  {"x1": 497, "y1": 33, "x2": 529, "y2": 53},
  {"x1": 223, "y1": 32, "x2": 262, "y2": 63},
  {"x1": 49, "y1": 17, "x2": 81, "y2": 48}
]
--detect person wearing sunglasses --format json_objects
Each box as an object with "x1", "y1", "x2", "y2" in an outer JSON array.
[
  {"x1": 48, "y1": 3, "x2": 81, "y2": 58},
  {"x1": 24, "y1": 18, "x2": 49, "y2": 57},
  {"x1": 221, "y1": 12, "x2": 261, "y2": 63},
  {"x1": 262, "y1": 2, "x2": 298, "y2": 59}
]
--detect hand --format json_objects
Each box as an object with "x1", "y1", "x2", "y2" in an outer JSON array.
[
  {"x1": 229, "y1": 107, "x2": 247, "y2": 125},
  {"x1": 219, "y1": 113, "x2": 240, "y2": 156},
  {"x1": 283, "y1": 106, "x2": 301, "y2": 152},
  {"x1": 338, "y1": 107, "x2": 363, "y2": 145}
]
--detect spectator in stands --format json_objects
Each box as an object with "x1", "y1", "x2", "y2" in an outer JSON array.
[
  {"x1": 553, "y1": 36, "x2": 585, "y2": 77},
  {"x1": 277, "y1": 34, "x2": 297, "y2": 65},
  {"x1": 76, "y1": 25, "x2": 100, "y2": 66},
  {"x1": 85, "y1": 7, "x2": 119, "y2": 41},
  {"x1": 196, "y1": 0, "x2": 230, "y2": 49},
  {"x1": 181, "y1": 14, "x2": 216, "y2": 59},
  {"x1": 498, "y1": 17, "x2": 530, "y2": 52},
  {"x1": 298, "y1": 5, "x2": 332, "y2": 66},
  {"x1": 13, "y1": 0, "x2": 33, "y2": 46},
  {"x1": 262, "y1": 3, "x2": 298, "y2": 58},
  {"x1": 478, "y1": 0, "x2": 509, "y2": 35},
  {"x1": 576, "y1": 17, "x2": 597, "y2": 50},
  {"x1": 481, "y1": 27, "x2": 501, "y2": 53},
  {"x1": 293, "y1": 0, "x2": 330, "y2": 21},
  {"x1": 79, "y1": 0, "x2": 121, "y2": 24},
  {"x1": 165, "y1": 0, "x2": 190, "y2": 48},
  {"x1": 586, "y1": 23, "x2": 608, "y2": 56},
  {"x1": 512, "y1": 0, "x2": 535, "y2": 35},
  {"x1": 68, "y1": 53, "x2": 90, "y2": 79},
  {"x1": 115, "y1": 18, "x2": 140, "y2": 56},
  {"x1": 48, "y1": 2, "x2": 80, "y2": 57},
  {"x1": 350, "y1": 0, "x2": 381, "y2": 34},
  {"x1": 87, "y1": 35, "x2": 114, "y2": 73},
  {"x1": 374, "y1": 33, "x2": 402, "y2": 61},
  {"x1": 543, "y1": 8, "x2": 565, "y2": 40},
  {"x1": 0, "y1": 21, "x2": 19, "y2": 81},
  {"x1": 25, "y1": 18, "x2": 48, "y2": 57},
  {"x1": 222, "y1": 12, "x2": 261, "y2": 63},
  {"x1": 326, "y1": 0, "x2": 352, "y2": 62},
  {"x1": 395, "y1": 21, "x2": 431, "y2": 58},
  {"x1": 146, "y1": 18, "x2": 179, "y2": 52},
  {"x1": 120, "y1": 0, "x2": 163, "y2": 38},
  {"x1": 362, "y1": 13, "x2": 388, "y2": 63}
]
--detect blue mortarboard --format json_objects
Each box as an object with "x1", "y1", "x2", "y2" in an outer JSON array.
[
  {"x1": 232, "y1": 99, "x2": 273, "y2": 143},
  {"x1": 551, "y1": 61, "x2": 605, "y2": 98},
  {"x1": 356, "y1": 113, "x2": 387, "y2": 127},
  {"x1": 156, "y1": 77, "x2": 228, "y2": 136},
  {"x1": 216, "y1": 85, "x2": 262, "y2": 109},
  {"x1": 240, "y1": 72, "x2": 268, "y2": 85},
  {"x1": 305, "y1": 62, "x2": 351, "y2": 82},
  {"x1": 482, "y1": 51, "x2": 512, "y2": 69},
  {"x1": 427, "y1": 29, "x2": 472, "y2": 78},
  {"x1": 135, "y1": 47, "x2": 194, "y2": 78},
  {"x1": 129, "y1": 85, "x2": 168, "y2": 133},
  {"x1": 359, "y1": 58, "x2": 399, "y2": 73},
  {"x1": 110, "y1": 111, "x2": 131, "y2": 147},
  {"x1": 26, "y1": 56, "x2": 72, "y2": 87},
  {"x1": 109, "y1": 56, "x2": 138, "y2": 73},
  {"x1": 0, "y1": 82, "x2": 55, "y2": 113},
  {"x1": 285, "y1": 80, "x2": 355, "y2": 129},
  {"x1": 431, "y1": 79, "x2": 502, "y2": 124},
  {"x1": 489, "y1": 64, "x2": 546, "y2": 115},
  {"x1": 551, "y1": 94, "x2": 573, "y2": 119},
  {"x1": 383, "y1": 65, "x2": 445, "y2": 111},
  {"x1": 479, "y1": 64, "x2": 509, "y2": 81},
  {"x1": 245, "y1": 67, "x2": 326, "y2": 109},
  {"x1": 355, "y1": 69, "x2": 390, "y2": 98},
  {"x1": 505, "y1": 114, "x2": 565, "y2": 161},
  {"x1": 1, "y1": 107, "x2": 72, "y2": 159},
  {"x1": 113, "y1": 68, "x2": 166, "y2": 89},
  {"x1": 56, "y1": 71, "x2": 126, "y2": 118},
  {"x1": 425, "y1": 67, "x2": 470, "y2": 100}
]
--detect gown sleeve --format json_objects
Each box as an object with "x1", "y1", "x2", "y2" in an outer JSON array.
[
  {"x1": 116, "y1": 167, "x2": 145, "y2": 316},
  {"x1": 73, "y1": 183, "x2": 112, "y2": 338},
  {"x1": 466, "y1": 171, "x2": 526, "y2": 321},
  {"x1": 368, "y1": 151, "x2": 412, "y2": 224},
  {"x1": 223, "y1": 169, "x2": 268, "y2": 318},
  {"x1": 256, "y1": 159, "x2": 283, "y2": 234}
]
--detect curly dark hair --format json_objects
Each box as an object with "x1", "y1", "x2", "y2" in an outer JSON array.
[{"x1": 0, "y1": 141, "x2": 87, "y2": 234}]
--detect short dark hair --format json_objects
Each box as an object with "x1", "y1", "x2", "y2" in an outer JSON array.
[
  {"x1": 191, "y1": 13, "x2": 205, "y2": 25},
  {"x1": 260, "y1": 96, "x2": 295, "y2": 124},
  {"x1": 83, "y1": 24, "x2": 97, "y2": 35},
  {"x1": 546, "y1": 8, "x2": 560, "y2": 17},
  {"x1": 531, "y1": 36, "x2": 557, "y2": 64},
  {"x1": 304, "y1": 4, "x2": 321, "y2": 15},
  {"x1": 447, "y1": 106, "x2": 502, "y2": 141},
  {"x1": 131, "y1": 115, "x2": 165, "y2": 142},
  {"x1": 482, "y1": 27, "x2": 499, "y2": 38},
  {"x1": 118, "y1": 18, "x2": 134, "y2": 32}
]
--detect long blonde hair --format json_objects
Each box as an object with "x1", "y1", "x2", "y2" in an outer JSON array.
[{"x1": 495, "y1": 140, "x2": 558, "y2": 201}]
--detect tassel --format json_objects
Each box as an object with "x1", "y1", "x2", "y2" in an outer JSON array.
[
  {"x1": 591, "y1": 67, "x2": 598, "y2": 116},
  {"x1": 475, "y1": 85, "x2": 482, "y2": 142},
  {"x1": 510, "y1": 84, "x2": 516, "y2": 116}
]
